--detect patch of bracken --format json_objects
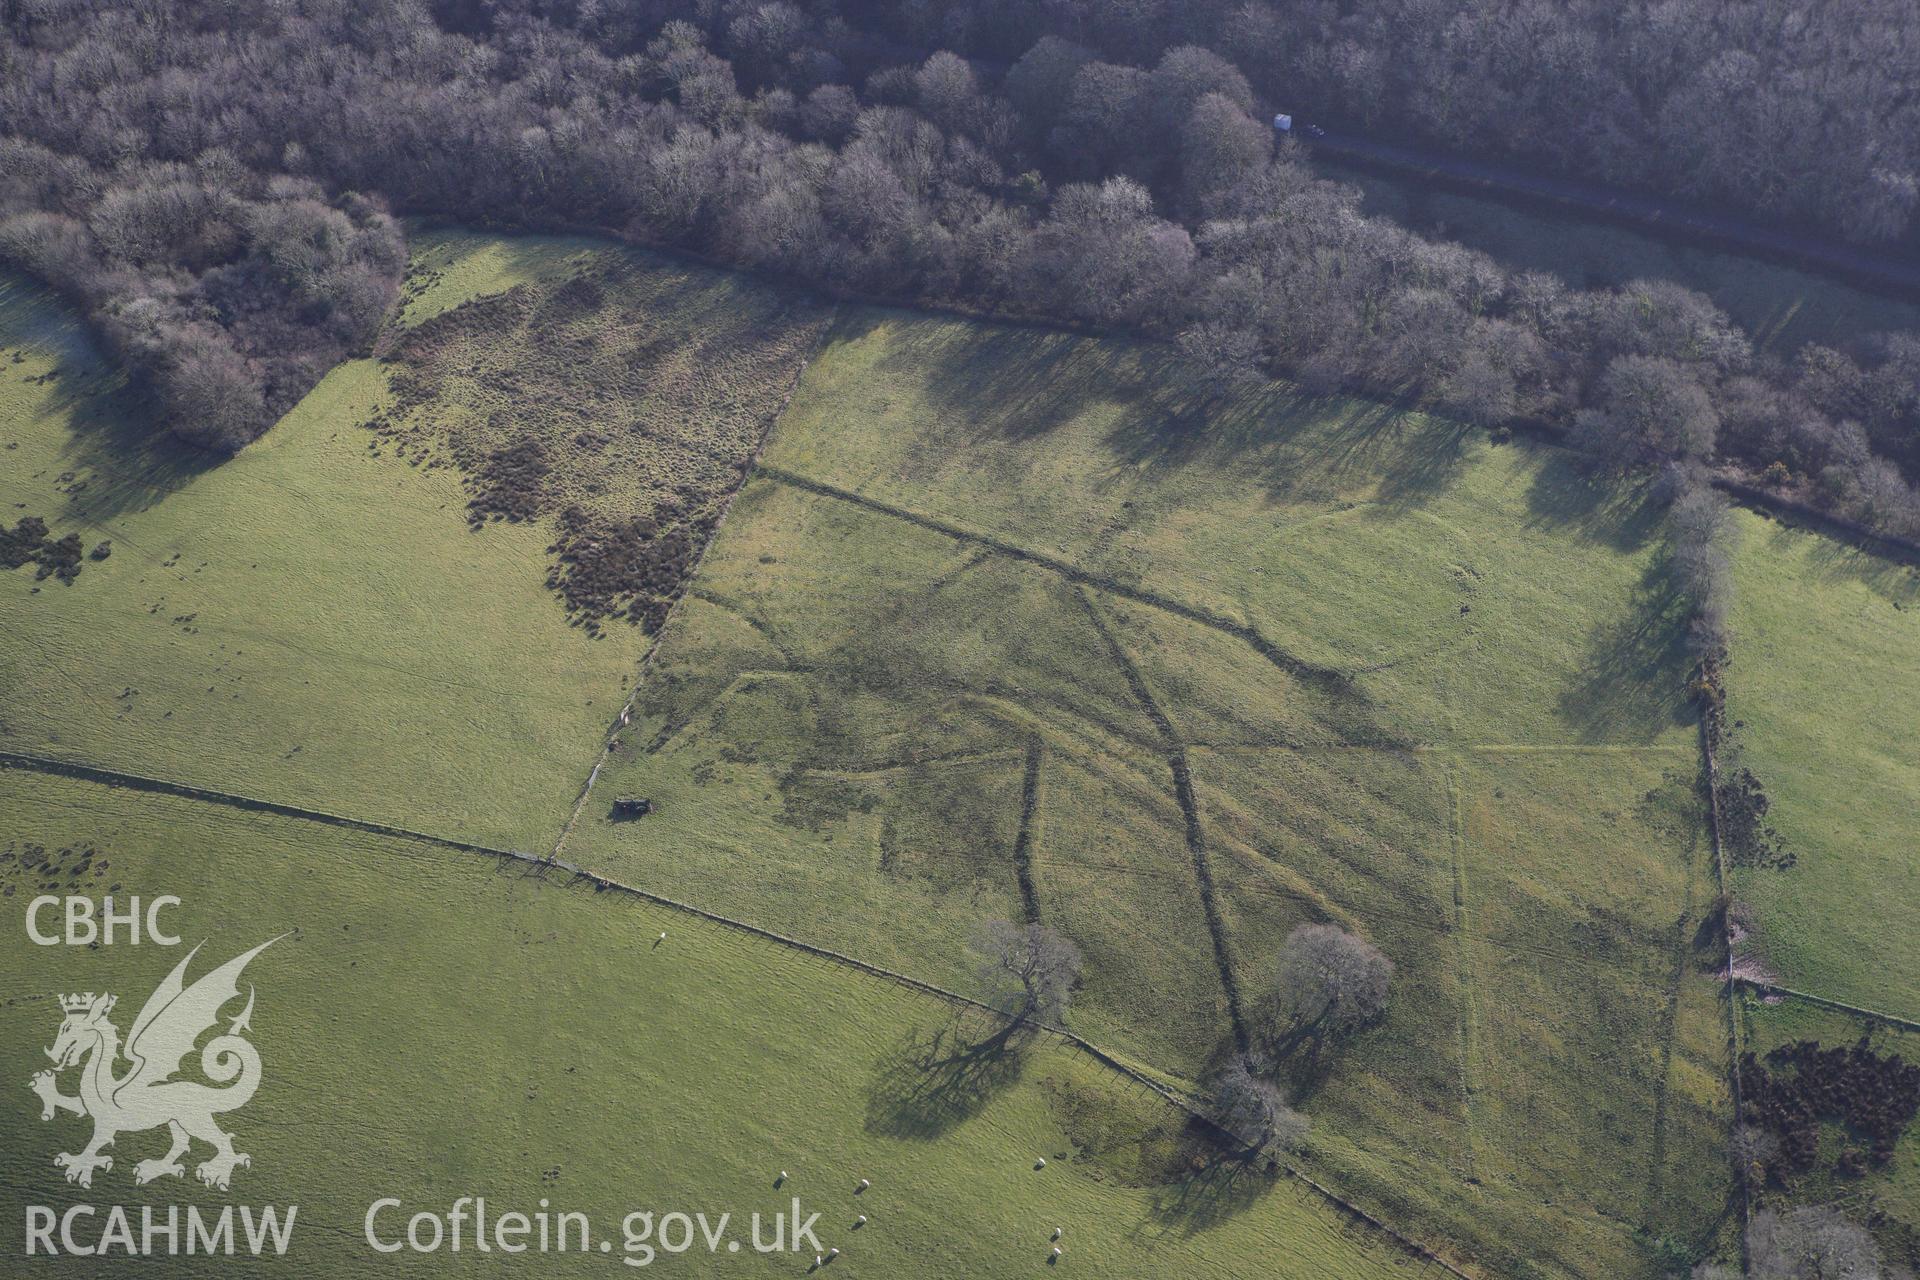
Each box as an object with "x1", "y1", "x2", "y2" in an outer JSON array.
[
  {"x1": 1720, "y1": 766, "x2": 1795, "y2": 869},
  {"x1": 1740, "y1": 1038, "x2": 1920, "y2": 1177},
  {"x1": 358, "y1": 266, "x2": 822, "y2": 631},
  {"x1": 387, "y1": 287, "x2": 530, "y2": 365},
  {"x1": 539, "y1": 275, "x2": 605, "y2": 320},
  {"x1": 468, "y1": 437, "x2": 550, "y2": 524},
  {"x1": 2, "y1": 515, "x2": 86, "y2": 583},
  {"x1": 0, "y1": 516, "x2": 50, "y2": 568},
  {"x1": 0, "y1": 841, "x2": 112, "y2": 896},
  {"x1": 547, "y1": 505, "x2": 700, "y2": 632}
]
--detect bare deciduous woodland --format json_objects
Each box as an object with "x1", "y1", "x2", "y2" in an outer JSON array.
[{"x1": 3, "y1": 0, "x2": 1918, "y2": 584}]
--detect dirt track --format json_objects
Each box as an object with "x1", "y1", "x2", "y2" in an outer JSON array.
[{"x1": 1307, "y1": 131, "x2": 1920, "y2": 300}]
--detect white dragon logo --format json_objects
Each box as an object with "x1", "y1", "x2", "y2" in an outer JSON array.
[{"x1": 28, "y1": 938, "x2": 279, "y2": 1191}]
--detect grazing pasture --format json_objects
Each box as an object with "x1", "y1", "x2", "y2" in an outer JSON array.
[
  {"x1": 14, "y1": 228, "x2": 1912, "y2": 1276},
  {"x1": 0, "y1": 231, "x2": 820, "y2": 850},
  {"x1": 573, "y1": 308, "x2": 1733, "y2": 1277},
  {"x1": 1723, "y1": 513, "x2": 1920, "y2": 1013},
  {"x1": 0, "y1": 766, "x2": 1419, "y2": 1278}
]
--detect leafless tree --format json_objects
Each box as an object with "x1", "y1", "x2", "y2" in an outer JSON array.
[
  {"x1": 1574, "y1": 355, "x2": 1720, "y2": 469},
  {"x1": 1177, "y1": 320, "x2": 1263, "y2": 413},
  {"x1": 1730, "y1": 1123, "x2": 1780, "y2": 1181},
  {"x1": 1215, "y1": 1057, "x2": 1310, "y2": 1157},
  {"x1": 1666, "y1": 478, "x2": 1737, "y2": 656},
  {"x1": 5, "y1": 0, "x2": 1920, "y2": 542},
  {"x1": 972, "y1": 920, "x2": 1083, "y2": 1023},
  {"x1": 1748, "y1": 1206, "x2": 1884, "y2": 1280},
  {"x1": 1443, "y1": 347, "x2": 1517, "y2": 428},
  {"x1": 1275, "y1": 924, "x2": 1392, "y2": 1036},
  {"x1": 1177, "y1": 93, "x2": 1270, "y2": 214}
]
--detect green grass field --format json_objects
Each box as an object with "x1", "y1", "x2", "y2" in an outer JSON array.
[
  {"x1": 1724, "y1": 512, "x2": 1920, "y2": 1011},
  {"x1": 1326, "y1": 161, "x2": 1920, "y2": 354},
  {"x1": 10, "y1": 224, "x2": 1917, "y2": 1277},
  {"x1": 0, "y1": 229, "x2": 822, "y2": 851},
  {"x1": 0, "y1": 767, "x2": 1422, "y2": 1277},
  {"x1": 571, "y1": 308, "x2": 1734, "y2": 1277}
]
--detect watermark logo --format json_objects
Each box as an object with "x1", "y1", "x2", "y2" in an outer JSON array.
[{"x1": 29, "y1": 938, "x2": 280, "y2": 1192}]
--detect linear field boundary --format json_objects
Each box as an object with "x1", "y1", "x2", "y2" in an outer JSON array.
[
  {"x1": 549, "y1": 323, "x2": 835, "y2": 860},
  {"x1": 1075, "y1": 585, "x2": 1250, "y2": 1049},
  {"x1": 1698, "y1": 711, "x2": 1751, "y2": 1260},
  {"x1": 756, "y1": 465, "x2": 1355, "y2": 690},
  {"x1": 0, "y1": 746, "x2": 1475, "y2": 1279},
  {"x1": 1735, "y1": 979, "x2": 1920, "y2": 1035}
]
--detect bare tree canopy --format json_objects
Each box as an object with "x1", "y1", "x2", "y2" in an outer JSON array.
[
  {"x1": 1729, "y1": 1123, "x2": 1781, "y2": 1182},
  {"x1": 1275, "y1": 923, "x2": 1393, "y2": 1035},
  {"x1": 1747, "y1": 1205, "x2": 1885, "y2": 1280},
  {"x1": 2, "y1": 2, "x2": 1918, "y2": 539},
  {"x1": 1214, "y1": 1057, "x2": 1310, "y2": 1157},
  {"x1": 971, "y1": 920, "x2": 1083, "y2": 1023}
]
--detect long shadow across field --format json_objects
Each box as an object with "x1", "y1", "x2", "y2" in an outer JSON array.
[
  {"x1": 865, "y1": 1012, "x2": 1033, "y2": 1141},
  {"x1": 1523, "y1": 452, "x2": 1668, "y2": 554},
  {"x1": 1556, "y1": 540, "x2": 1699, "y2": 743},
  {"x1": 48, "y1": 378, "x2": 219, "y2": 523},
  {"x1": 858, "y1": 312, "x2": 1475, "y2": 511},
  {"x1": 1, "y1": 310, "x2": 217, "y2": 522}
]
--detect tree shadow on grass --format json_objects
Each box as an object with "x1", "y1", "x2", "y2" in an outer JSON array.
[
  {"x1": 851, "y1": 311, "x2": 1130, "y2": 447},
  {"x1": 1555, "y1": 552, "x2": 1697, "y2": 742},
  {"x1": 849, "y1": 309, "x2": 1475, "y2": 514},
  {"x1": 53, "y1": 375, "x2": 219, "y2": 524},
  {"x1": 1096, "y1": 365, "x2": 1475, "y2": 511},
  {"x1": 1523, "y1": 450, "x2": 1666, "y2": 553},
  {"x1": 1755, "y1": 514, "x2": 1920, "y2": 607},
  {"x1": 0, "y1": 280, "x2": 219, "y2": 523},
  {"x1": 1146, "y1": 1145, "x2": 1277, "y2": 1237},
  {"x1": 864, "y1": 1009, "x2": 1033, "y2": 1141}
]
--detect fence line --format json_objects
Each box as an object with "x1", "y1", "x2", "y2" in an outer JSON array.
[
  {"x1": 549, "y1": 326, "x2": 833, "y2": 860},
  {"x1": 1697, "y1": 711, "x2": 1751, "y2": 1264},
  {"x1": 0, "y1": 750, "x2": 516, "y2": 856},
  {"x1": 1, "y1": 747, "x2": 1475, "y2": 1279},
  {"x1": 1734, "y1": 978, "x2": 1920, "y2": 1036}
]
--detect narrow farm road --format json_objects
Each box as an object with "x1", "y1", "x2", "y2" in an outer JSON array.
[{"x1": 1306, "y1": 131, "x2": 1920, "y2": 299}]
